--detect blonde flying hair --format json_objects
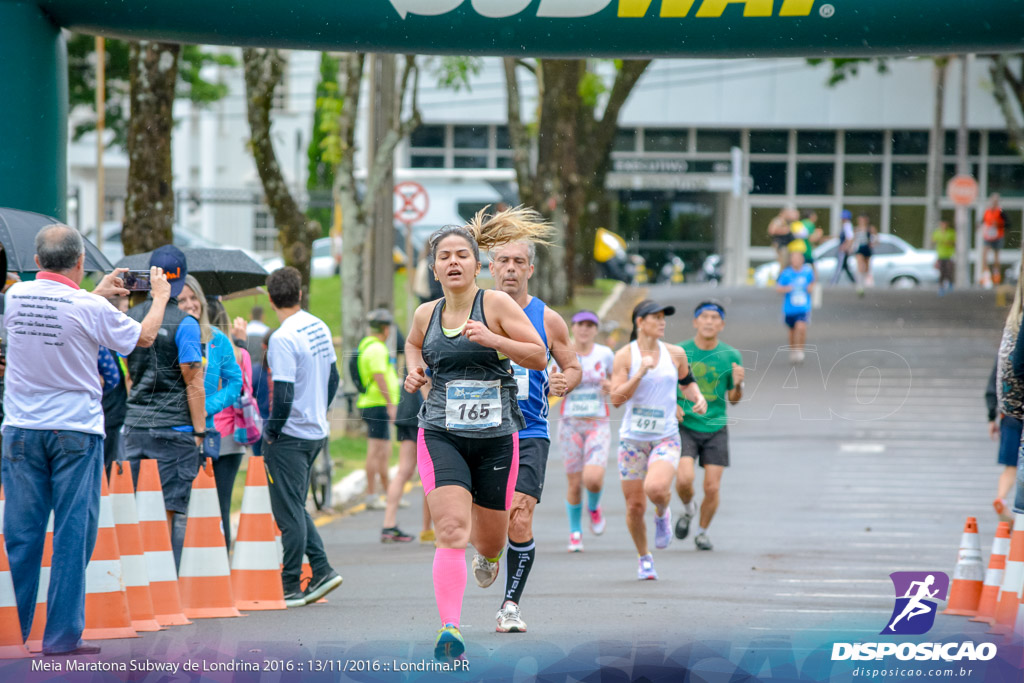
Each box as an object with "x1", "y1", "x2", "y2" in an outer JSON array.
[
  {"x1": 181, "y1": 274, "x2": 213, "y2": 343},
  {"x1": 427, "y1": 204, "x2": 554, "y2": 269}
]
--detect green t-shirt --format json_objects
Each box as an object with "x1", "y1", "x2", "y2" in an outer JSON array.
[
  {"x1": 933, "y1": 228, "x2": 956, "y2": 260},
  {"x1": 356, "y1": 336, "x2": 400, "y2": 409},
  {"x1": 677, "y1": 339, "x2": 742, "y2": 433}
]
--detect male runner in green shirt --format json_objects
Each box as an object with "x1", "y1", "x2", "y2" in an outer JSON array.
[{"x1": 674, "y1": 300, "x2": 743, "y2": 551}]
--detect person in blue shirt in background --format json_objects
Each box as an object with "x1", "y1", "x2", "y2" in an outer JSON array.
[{"x1": 776, "y1": 240, "x2": 815, "y2": 365}]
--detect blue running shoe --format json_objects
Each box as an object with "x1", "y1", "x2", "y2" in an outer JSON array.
[
  {"x1": 638, "y1": 554, "x2": 658, "y2": 580},
  {"x1": 654, "y1": 507, "x2": 672, "y2": 550},
  {"x1": 434, "y1": 624, "x2": 465, "y2": 661}
]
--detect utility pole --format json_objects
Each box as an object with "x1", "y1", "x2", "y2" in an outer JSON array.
[
  {"x1": 954, "y1": 54, "x2": 971, "y2": 288},
  {"x1": 95, "y1": 36, "x2": 105, "y2": 243},
  {"x1": 366, "y1": 54, "x2": 396, "y2": 314}
]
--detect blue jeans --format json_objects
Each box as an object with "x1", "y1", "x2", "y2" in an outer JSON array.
[
  {"x1": 1, "y1": 427, "x2": 102, "y2": 654},
  {"x1": 1015, "y1": 439, "x2": 1024, "y2": 514}
]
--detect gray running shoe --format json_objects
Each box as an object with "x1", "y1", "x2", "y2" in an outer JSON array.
[
  {"x1": 694, "y1": 532, "x2": 714, "y2": 551},
  {"x1": 472, "y1": 553, "x2": 500, "y2": 588},
  {"x1": 495, "y1": 601, "x2": 527, "y2": 633}
]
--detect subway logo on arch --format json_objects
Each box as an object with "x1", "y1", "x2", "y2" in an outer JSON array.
[{"x1": 389, "y1": 0, "x2": 818, "y2": 20}]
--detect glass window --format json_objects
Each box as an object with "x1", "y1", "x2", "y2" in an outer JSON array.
[
  {"x1": 844, "y1": 131, "x2": 884, "y2": 155},
  {"x1": 410, "y1": 125, "x2": 445, "y2": 148},
  {"x1": 872, "y1": 239, "x2": 904, "y2": 256},
  {"x1": 495, "y1": 156, "x2": 515, "y2": 169},
  {"x1": 749, "y1": 130, "x2": 788, "y2": 154},
  {"x1": 750, "y1": 162, "x2": 787, "y2": 195},
  {"x1": 942, "y1": 163, "x2": 978, "y2": 186},
  {"x1": 843, "y1": 163, "x2": 882, "y2": 196},
  {"x1": 889, "y1": 204, "x2": 926, "y2": 248},
  {"x1": 452, "y1": 125, "x2": 488, "y2": 149},
  {"x1": 891, "y1": 131, "x2": 929, "y2": 156},
  {"x1": 891, "y1": 163, "x2": 928, "y2": 196},
  {"x1": 410, "y1": 154, "x2": 445, "y2": 169},
  {"x1": 643, "y1": 128, "x2": 688, "y2": 153},
  {"x1": 943, "y1": 130, "x2": 981, "y2": 156},
  {"x1": 797, "y1": 131, "x2": 835, "y2": 155},
  {"x1": 452, "y1": 154, "x2": 488, "y2": 169},
  {"x1": 988, "y1": 164, "x2": 1024, "y2": 197},
  {"x1": 750, "y1": 206, "x2": 780, "y2": 248},
  {"x1": 987, "y1": 131, "x2": 1018, "y2": 157},
  {"x1": 614, "y1": 129, "x2": 637, "y2": 152},
  {"x1": 696, "y1": 129, "x2": 740, "y2": 153},
  {"x1": 796, "y1": 163, "x2": 835, "y2": 195},
  {"x1": 495, "y1": 126, "x2": 511, "y2": 150}
]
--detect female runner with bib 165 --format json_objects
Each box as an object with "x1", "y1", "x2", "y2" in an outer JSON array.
[
  {"x1": 404, "y1": 206, "x2": 551, "y2": 663},
  {"x1": 609, "y1": 300, "x2": 707, "y2": 580},
  {"x1": 557, "y1": 310, "x2": 616, "y2": 552}
]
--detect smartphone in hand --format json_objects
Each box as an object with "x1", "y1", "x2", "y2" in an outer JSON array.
[{"x1": 123, "y1": 270, "x2": 152, "y2": 292}]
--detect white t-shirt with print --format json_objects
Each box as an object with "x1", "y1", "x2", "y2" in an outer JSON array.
[
  {"x1": 2, "y1": 275, "x2": 142, "y2": 436},
  {"x1": 559, "y1": 343, "x2": 615, "y2": 419},
  {"x1": 267, "y1": 309, "x2": 337, "y2": 440}
]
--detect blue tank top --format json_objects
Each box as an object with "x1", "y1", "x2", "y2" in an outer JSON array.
[{"x1": 512, "y1": 296, "x2": 550, "y2": 440}]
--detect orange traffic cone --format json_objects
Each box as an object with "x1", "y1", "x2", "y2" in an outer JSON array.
[
  {"x1": 942, "y1": 516, "x2": 985, "y2": 616},
  {"x1": 0, "y1": 487, "x2": 31, "y2": 659},
  {"x1": 82, "y1": 476, "x2": 138, "y2": 640},
  {"x1": 971, "y1": 521, "x2": 1012, "y2": 625},
  {"x1": 178, "y1": 458, "x2": 241, "y2": 619},
  {"x1": 135, "y1": 460, "x2": 190, "y2": 626},
  {"x1": 24, "y1": 512, "x2": 53, "y2": 653},
  {"x1": 990, "y1": 512, "x2": 1024, "y2": 635},
  {"x1": 230, "y1": 456, "x2": 285, "y2": 610},
  {"x1": 109, "y1": 463, "x2": 162, "y2": 632}
]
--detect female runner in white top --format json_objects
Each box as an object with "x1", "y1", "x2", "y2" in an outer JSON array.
[{"x1": 609, "y1": 300, "x2": 706, "y2": 580}]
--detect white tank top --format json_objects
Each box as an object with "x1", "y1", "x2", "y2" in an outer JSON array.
[{"x1": 621, "y1": 340, "x2": 679, "y2": 441}]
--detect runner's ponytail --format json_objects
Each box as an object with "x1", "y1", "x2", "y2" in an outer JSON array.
[{"x1": 468, "y1": 205, "x2": 553, "y2": 253}]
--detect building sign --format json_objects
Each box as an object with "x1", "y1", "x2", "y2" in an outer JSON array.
[{"x1": 612, "y1": 158, "x2": 690, "y2": 174}]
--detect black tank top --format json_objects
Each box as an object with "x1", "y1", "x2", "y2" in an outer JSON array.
[{"x1": 418, "y1": 289, "x2": 525, "y2": 437}]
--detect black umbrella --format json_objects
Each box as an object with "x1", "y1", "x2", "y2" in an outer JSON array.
[
  {"x1": 0, "y1": 207, "x2": 114, "y2": 274},
  {"x1": 115, "y1": 247, "x2": 270, "y2": 297}
]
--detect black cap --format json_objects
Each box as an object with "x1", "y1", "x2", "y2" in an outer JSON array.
[{"x1": 634, "y1": 301, "x2": 676, "y2": 318}]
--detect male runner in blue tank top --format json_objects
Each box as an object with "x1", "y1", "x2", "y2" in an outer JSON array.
[{"x1": 473, "y1": 240, "x2": 581, "y2": 633}]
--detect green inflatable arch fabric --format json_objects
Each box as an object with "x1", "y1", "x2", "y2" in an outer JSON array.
[{"x1": 1, "y1": 0, "x2": 1023, "y2": 219}]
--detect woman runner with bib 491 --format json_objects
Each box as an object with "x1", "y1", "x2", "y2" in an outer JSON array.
[
  {"x1": 404, "y1": 206, "x2": 550, "y2": 663},
  {"x1": 610, "y1": 300, "x2": 707, "y2": 580}
]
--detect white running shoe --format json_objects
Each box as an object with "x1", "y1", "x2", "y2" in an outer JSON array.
[
  {"x1": 495, "y1": 600, "x2": 527, "y2": 633},
  {"x1": 567, "y1": 531, "x2": 583, "y2": 553},
  {"x1": 472, "y1": 553, "x2": 500, "y2": 588}
]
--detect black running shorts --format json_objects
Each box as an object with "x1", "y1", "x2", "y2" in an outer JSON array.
[
  {"x1": 514, "y1": 437, "x2": 550, "y2": 503},
  {"x1": 417, "y1": 428, "x2": 519, "y2": 511},
  {"x1": 679, "y1": 425, "x2": 730, "y2": 468}
]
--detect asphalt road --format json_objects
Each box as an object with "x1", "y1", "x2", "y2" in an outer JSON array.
[{"x1": 3, "y1": 285, "x2": 1018, "y2": 681}]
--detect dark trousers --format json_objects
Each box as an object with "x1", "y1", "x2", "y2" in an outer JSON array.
[
  {"x1": 264, "y1": 434, "x2": 331, "y2": 593},
  {"x1": 102, "y1": 423, "x2": 124, "y2": 477},
  {"x1": 213, "y1": 451, "x2": 243, "y2": 550},
  {"x1": 2, "y1": 428, "x2": 102, "y2": 654}
]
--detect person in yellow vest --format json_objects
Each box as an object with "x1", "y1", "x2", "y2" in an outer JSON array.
[
  {"x1": 932, "y1": 220, "x2": 956, "y2": 295},
  {"x1": 357, "y1": 309, "x2": 401, "y2": 513}
]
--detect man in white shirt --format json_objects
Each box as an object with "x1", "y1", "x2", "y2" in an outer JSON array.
[
  {"x1": 2, "y1": 224, "x2": 170, "y2": 656},
  {"x1": 263, "y1": 267, "x2": 342, "y2": 607}
]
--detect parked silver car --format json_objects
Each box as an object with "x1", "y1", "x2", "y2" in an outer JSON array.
[{"x1": 754, "y1": 234, "x2": 940, "y2": 289}]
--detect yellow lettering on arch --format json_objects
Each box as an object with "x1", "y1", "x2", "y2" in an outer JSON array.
[
  {"x1": 779, "y1": 0, "x2": 815, "y2": 16},
  {"x1": 618, "y1": 0, "x2": 697, "y2": 18},
  {"x1": 695, "y1": 0, "x2": 772, "y2": 17}
]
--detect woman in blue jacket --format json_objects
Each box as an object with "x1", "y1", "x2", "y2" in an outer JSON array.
[{"x1": 179, "y1": 275, "x2": 242, "y2": 550}]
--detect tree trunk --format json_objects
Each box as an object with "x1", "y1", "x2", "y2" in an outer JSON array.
[
  {"x1": 123, "y1": 41, "x2": 179, "y2": 256},
  {"x1": 243, "y1": 47, "x2": 320, "y2": 304},
  {"x1": 990, "y1": 54, "x2": 1024, "y2": 160}
]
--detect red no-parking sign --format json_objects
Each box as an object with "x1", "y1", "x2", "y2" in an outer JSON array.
[{"x1": 394, "y1": 181, "x2": 429, "y2": 226}]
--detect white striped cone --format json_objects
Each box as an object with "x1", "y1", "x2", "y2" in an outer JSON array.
[
  {"x1": 972, "y1": 521, "x2": 1012, "y2": 624},
  {"x1": 178, "y1": 459, "x2": 240, "y2": 618},
  {"x1": 25, "y1": 512, "x2": 53, "y2": 652},
  {"x1": 0, "y1": 487, "x2": 31, "y2": 658},
  {"x1": 990, "y1": 512, "x2": 1024, "y2": 634},
  {"x1": 82, "y1": 476, "x2": 137, "y2": 640},
  {"x1": 109, "y1": 464, "x2": 162, "y2": 632},
  {"x1": 231, "y1": 456, "x2": 285, "y2": 610},
  {"x1": 135, "y1": 460, "x2": 190, "y2": 626}
]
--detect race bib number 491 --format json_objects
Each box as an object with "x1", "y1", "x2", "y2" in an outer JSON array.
[
  {"x1": 445, "y1": 380, "x2": 502, "y2": 430},
  {"x1": 630, "y1": 406, "x2": 666, "y2": 435}
]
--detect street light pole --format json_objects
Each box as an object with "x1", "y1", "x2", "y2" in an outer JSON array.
[{"x1": 954, "y1": 54, "x2": 971, "y2": 288}]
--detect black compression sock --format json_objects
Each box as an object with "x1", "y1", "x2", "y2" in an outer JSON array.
[{"x1": 503, "y1": 538, "x2": 535, "y2": 606}]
